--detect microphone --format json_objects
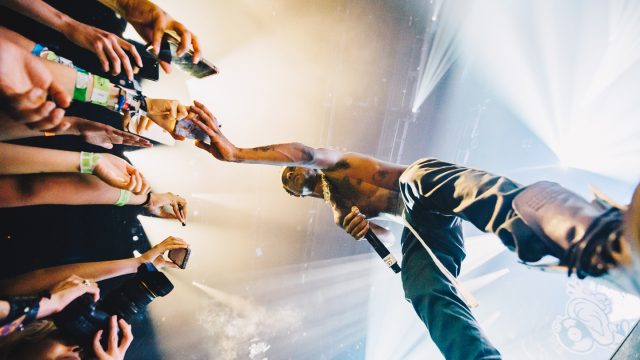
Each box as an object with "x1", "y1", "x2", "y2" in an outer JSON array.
[{"x1": 364, "y1": 229, "x2": 401, "y2": 273}]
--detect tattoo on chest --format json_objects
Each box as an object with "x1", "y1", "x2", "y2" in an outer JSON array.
[
  {"x1": 373, "y1": 170, "x2": 389, "y2": 182},
  {"x1": 326, "y1": 160, "x2": 350, "y2": 171}
]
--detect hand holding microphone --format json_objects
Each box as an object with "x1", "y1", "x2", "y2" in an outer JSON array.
[{"x1": 342, "y1": 206, "x2": 401, "y2": 273}]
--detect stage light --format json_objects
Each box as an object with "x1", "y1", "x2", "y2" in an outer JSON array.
[
  {"x1": 455, "y1": 0, "x2": 640, "y2": 183},
  {"x1": 411, "y1": 0, "x2": 467, "y2": 113}
]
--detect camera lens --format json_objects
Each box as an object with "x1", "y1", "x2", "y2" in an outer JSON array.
[
  {"x1": 100, "y1": 263, "x2": 174, "y2": 322},
  {"x1": 52, "y1": 262, "x2": 173, "y2": 349}
]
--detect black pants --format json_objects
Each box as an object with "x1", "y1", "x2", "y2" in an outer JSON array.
[{"x1": 397, "y1": 158, "x2": 550, "y2": 360}]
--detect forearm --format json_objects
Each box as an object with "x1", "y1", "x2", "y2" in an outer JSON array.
[
  {"x1": 0, "y1": 143, "x2": 81, "y2": 175},
  {"x1": 97, "y1": 0, "x2": 156, "y2": 21},
  {"x1": 0, "y1": 113, "x2": 84, "y2": 141},
  {"x1": 0, "y1": 112, "x2": 45, "y2": 140},
  {"x1": 0, "y1": 173, "x2": 147, "y2": 208},
  {"x1": 233, "y1": 143, "x2": 318, "y2": 166},
  {"x1": 0, "y1": 258, "x2": 143, "y2": 297},
  {"x1": 1, "y1": 0, "x2": 74, "y2": 37}
]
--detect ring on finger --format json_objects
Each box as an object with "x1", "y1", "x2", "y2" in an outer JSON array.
[{"x1": 82, "y1": 279, "x2": 91, "y2": 286}]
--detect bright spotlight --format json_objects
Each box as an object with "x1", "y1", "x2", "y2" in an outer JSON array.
[{"x1": 411, "y1": 1, "x2": 467, "y2": 112}]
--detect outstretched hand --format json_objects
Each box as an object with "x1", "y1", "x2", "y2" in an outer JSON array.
[
  {"x1": 139, "y1": 98, "x2": 188, "y2": 140},
  {"x1": 93, "y1": 154, "x2": 149, "y2": 195},
  {"x1": 342, "y1": 206, "x2": 370, "y2": 240},
  {"x1": 65, "y1": 116, "x2": 151, "y2": 149},
  {"x1": 188, "y1": 101, "x2": 238, "y2": 161},
  {"x1": 38, "y1": 275, "x2": 100, "y2": 318},
  {"x1": 121, "y1": 0, "x2": 201, "y2": 73},
  {"x1": 140, "y1": 236, "x2": 189, "y2": 269},
  {"x1": 144, "y1": 192, "x2": 187, "y2": 225},
  {"x1": 62, "y1": 20, "x2": 142, "y2": 80}
]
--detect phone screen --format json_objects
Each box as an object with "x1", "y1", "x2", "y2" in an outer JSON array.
[
  {"x1": 168, "y1": 248, "x2": 191, "y2": 269},
  {"x1": 157, "y1": 33, "x2": 218, "y2": 78}
]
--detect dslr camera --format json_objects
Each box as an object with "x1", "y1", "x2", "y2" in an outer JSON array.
[{"x1": 52, "y1": 263, "x2": 173, "y2": 350}]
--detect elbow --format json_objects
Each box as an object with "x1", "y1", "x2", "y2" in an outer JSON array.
[
  {"x1": 0, "y1": 176, "x2": 34, "y2": 208},
  {"x1": 297, "y1": 144, "x2": 316, "y2": 165}
]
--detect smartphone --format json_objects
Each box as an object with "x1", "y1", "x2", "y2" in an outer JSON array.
[
  {"x1": 153, "y1": 32, "x2": 218, "y2": 78},
  {"x1": 168, "y1": 248, "x2": 191, "y2": 269}
]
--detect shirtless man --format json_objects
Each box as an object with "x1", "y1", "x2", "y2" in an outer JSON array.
[{"x1": 186, "y1": 101, "x2": 638, "y2": 360}]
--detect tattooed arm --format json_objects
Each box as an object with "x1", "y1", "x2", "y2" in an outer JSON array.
[
  {"x1": 189, "y1": 101, "x2": 343, "y2": 168},
  {"x1": 231, "y1": 143, "x2": 344, "y2": 168}
]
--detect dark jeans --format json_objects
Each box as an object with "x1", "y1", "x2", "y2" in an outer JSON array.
[{"x1": 397, "y1": 158, "x2": 547, "y2": 360}]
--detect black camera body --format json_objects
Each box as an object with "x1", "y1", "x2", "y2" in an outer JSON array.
[{"x1": 52, "y1": 263, "x2": 173, "y2": 349}]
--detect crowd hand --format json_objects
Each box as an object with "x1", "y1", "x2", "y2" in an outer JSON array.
[
  {"x1": 0, "y1": 39, "x2": 70, "y2": 130},
  {"x1": 342, "y1": 206, "x2": 370, "y2": 240},
  {"x1": 62, "y1": 116, "x2": 152, "y2": 149},
  {"x1": 93, "y1": 316, "x2": 133, "y2": 360},
  {"x1": 62, "y1": 19, "x2": 143, "y2": 80},
  {"x1": 189, "y1": 101, "x2": 236, "y2": 160},
  {"x1": 38, "y1": 275, "x2": 100, "y2": 318},
  {"x1": 144, "y1": 192, "x2": 187, "y2": 225},
  {"x1": 93, "y1": 153, "x2": 149, "y2": 194},
  {"x1": 121, "y1": 0, "x2": 201, "y2": 73},
  {"x1": 139, "y1": 236, "x2": 189, "y2": 269},
  {"x1": 144, "y1": 98, "x2": 188, "y2": 139}
]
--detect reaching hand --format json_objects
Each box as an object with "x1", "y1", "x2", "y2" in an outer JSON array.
[
  {"x1": 93, "y1": 316, "x2": 133, "y2": 360},
  {"x1": 140, "y1": 236, "x2": 189, "y2": 269},
  {"x1": 64, "y1": 116, "x2": 151, "y2": 149},
  {"x1": 144, "y1": 192, "x2": 187, "y2": 225},
  {"x1": 143, "y1": 98, "x2": 188, "y2": 139},
  {"x1": 342, "y1": 206, "x2": 370, "y2": 240},
  {"x1": 121, "y1": 0, "x2": 201, "y2": 73},
  {"x1": 62, "y1": 20, "x2": 143, "y2": 80},
  {"x1": 0, "y1": 38, "x2": 70, "y2": 130},
  {"x1": 38, "y1": 275, "x2": 100, "y2": 318},
  {"x1": 93, "y1": 153, "x2": 149, "y2": 194},
  {"x1": 189, "y1": 101, "x2": 238, "y2": 161}
]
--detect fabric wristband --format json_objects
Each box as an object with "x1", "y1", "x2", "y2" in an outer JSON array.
[
  {"x1": 115, "y1": 189, "x2": 131, "y2": 206},
  {"x1": 79, "y1": 151, "x2": 101, "y2": 174},
  {"x1": 73, "y1": 69, "x2": 91, "y2": 102},
  {"x1": 0, "y1": 295, "x2": 41, "y2": 334},
  {"x1": 90, "y1": 75, "x2": 111, "y2": 106},
  {"x1": 40, "y1": 50, "x2": 74, "y2": 68}
]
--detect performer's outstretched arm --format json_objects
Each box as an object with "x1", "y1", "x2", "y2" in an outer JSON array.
[{"x1": 189, "y1": 101, "x2": 342, "y2": 168}]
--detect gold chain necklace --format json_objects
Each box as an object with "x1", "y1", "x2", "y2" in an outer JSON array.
[{"x1": 319, "y1": 171, "x2": 331, "y2": 203}]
